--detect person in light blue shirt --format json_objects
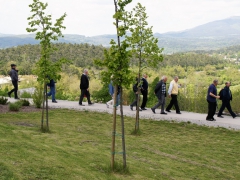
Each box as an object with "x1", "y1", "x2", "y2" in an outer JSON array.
[{"x1": 106, "y1": 81, "x2": 120, "y2": 108}]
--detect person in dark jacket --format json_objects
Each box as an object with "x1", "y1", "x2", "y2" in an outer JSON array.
[
  {"x1": 130, "y1": 78, "x2": 142, "y2": 111},
  {"x1": 47, "y1": 79, "x2": 57, "y2": 103},
  {"x1": 79, "y1": 69, "x2": 94, "y2": 106},
  {"x1": 217, "y1": 82, "x2": 236, "y2": 118},
  {"x1": 151, "y1": 76, "x2": 168, "y2": 114},
  {"x1": 206, "y1": 79, "x2": 220, "y2": 121},
  {"x1": 8, "y1": 64, "x2": 19, "y2": 99},
  {"x1": 140, "y1": 74, "x2": 148, "y2": 110}
]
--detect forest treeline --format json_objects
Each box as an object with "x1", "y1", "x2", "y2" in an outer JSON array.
[
  {"x1": 0, "y1": 43, "x2": 228, "y2": 75},
  {"x1": 194, "y1": 45, "x2": 240, "y2": 59}
]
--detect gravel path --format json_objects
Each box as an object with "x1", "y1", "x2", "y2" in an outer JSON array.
[{"x1": 6, "y1": 98, "x2": 240, "y2": 130}]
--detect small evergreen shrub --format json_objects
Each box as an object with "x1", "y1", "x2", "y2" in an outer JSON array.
[
  {"x1": 92, "y1": 83, "x2": 111, "y2": 103},
  {"x1": 0, "y1": 97, "x2": 8, "y2": 105},
  {"x1": 0, "y1": 86, "x2": 9, "y2": 96},
  {"x1": 9, "y1": 102, "x2": 21, "y2": 111},
  {"x1": 20, "y1": 91, "x2": 32, "y2": 98},
  {"x1": 32, "y1": 84, "x2": 43, "y2": 108},
  {"x1": 145, "y1": 76, "x2": 159, "y2": 107},
  {"x1": 19, "y1": 99, "x2": 30, "y2": 106},
  {"x1": 15, "y1": 100, "x2": 23, "y2": 108}
]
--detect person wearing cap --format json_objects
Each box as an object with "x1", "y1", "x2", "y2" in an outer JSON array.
[{"x1": 8, "y1": 64, "x2": 19, "y2": 99}]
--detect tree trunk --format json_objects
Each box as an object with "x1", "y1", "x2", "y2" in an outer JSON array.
[
  {"x1": 45, "y1": 82, "x2": 49, "y2": 130},
  {"x1": 41, "y1": 83, "x2": 45, "y2": 130},
  {"x1": 135, "y1": 62, "x2": 141, "y2": 132},
  {"x1": 112, "y1": 0, "x2": 127, "y2": 169},
  {"x1": 119, "y1": 86, "x2": 127, "y2": 168},
  {"x1": 111, "y1": 84, "x2": 118, "y2": 170}
]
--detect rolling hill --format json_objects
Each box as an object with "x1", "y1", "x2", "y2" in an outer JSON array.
[{"x1": 1, "y1": 16, "x2": 240, "y2": 53}]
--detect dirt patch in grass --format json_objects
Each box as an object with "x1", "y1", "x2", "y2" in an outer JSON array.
[
  {"x1": 13, "y1": 122, "x2": 35, "y2": 127},
  {"x1": 0, "y1": 104, "x2": 42, "y2": 113}
]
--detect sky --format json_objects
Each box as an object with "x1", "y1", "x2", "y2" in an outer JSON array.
[{"x1": 0, "y1": 0, "x2": 240, "y2": 36}]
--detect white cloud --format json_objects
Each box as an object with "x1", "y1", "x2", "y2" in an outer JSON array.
[{"x1": 0, "y1": 0, "x2": 240, "y2": 36}]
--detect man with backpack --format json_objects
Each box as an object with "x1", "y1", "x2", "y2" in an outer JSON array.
[
  {"x1": 140, "y1": 74, "x2": 148, "y2": 110},
  {"x1": 217, "y1": 82, "x2": 236, "y2": 118},
  {"x1": 130, "y1": 78, "x2": 142, "y2": 111},
  {"x1": 151, "y1": 76, "x2": 168, "y2": 114}
]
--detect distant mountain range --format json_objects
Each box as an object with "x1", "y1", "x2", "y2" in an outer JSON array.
[{"x1": 1, "y1": 16, "x2": 240, "y2": 53}]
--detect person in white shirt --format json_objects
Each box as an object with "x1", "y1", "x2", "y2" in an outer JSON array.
[{"x1": 166, "y1": 76, "x2": 181, "y2": 114}]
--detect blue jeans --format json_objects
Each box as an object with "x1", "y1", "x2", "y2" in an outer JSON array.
[
  {"x1": 47, "y1": 85, "x2": 56, "y2": 101},
  {"x1": 116, "y1": 93, "x2": 120, "y2": 106}
]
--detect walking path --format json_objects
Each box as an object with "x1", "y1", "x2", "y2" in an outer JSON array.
[{"x1": 6, "y1": 98, "x2": 240, "y2": 130}]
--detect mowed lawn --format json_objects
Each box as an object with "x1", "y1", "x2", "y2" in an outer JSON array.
[{"x1": 0, "y1": 109, "x2": 240, "y2": 180}]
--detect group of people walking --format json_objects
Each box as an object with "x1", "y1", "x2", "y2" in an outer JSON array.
[
  {"x1": 128, "y1": 75, "x2": 182, "y2": 115},
  {"x1": 151, "y1": 76, "x2": 181, "y2": 115},
  {"x1": 130, "y1": 74, "x2": 149, "y2": 111},
  {"x1": 7, "y1": 65, "x2": 237, "y2": 120},
  {"x1": 206, "y1": 79, "x2": 236, "y2": 121}
]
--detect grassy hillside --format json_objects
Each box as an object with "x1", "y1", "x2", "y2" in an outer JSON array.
[{"x1": 0, "y1": 109, "x2": 240, "y2": 179}]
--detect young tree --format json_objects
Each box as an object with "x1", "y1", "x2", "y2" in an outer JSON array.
[
  {"x1": 26, "y1": 0, "x2": 67, "y2": 131},
  {"x1": 95, "y1": 0, "x2": 133, "y2": 170},
  {"x1": 127, "y1": 3, "x2": 164, "y2": 133}
]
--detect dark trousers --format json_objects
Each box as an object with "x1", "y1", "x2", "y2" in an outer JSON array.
[
  {"x1": 141, "y1": 90, "x2": 148, "y2": 109},
  {"x1": 166, "y1": 94, "x2": 180, "y2": 113},
  {"x1": 79, "y1": 89, "x2": 91, "y2": 104},
  {"x1": 130, "y1": 94, "x2": 138, "y2": 107},
  {"x1": 152, "y1": 94, "x2": 166, "y2": 113},
  {"x1": 9, "y1": 81, "x2": 18, "y2": 98},
  {"x1": 218, "y1": 101, "x2": 236, "y2": 118},
  {"x1": 206, "y1": 100, "x2": 216, "y2": 119}
]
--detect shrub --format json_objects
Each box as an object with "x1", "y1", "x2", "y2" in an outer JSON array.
[
  {"x1": 0, "y1": 97, "x2": 8, "y2": 105},
  {"x1": 20, "y1": 91, "x2": 32, "y2": 98},
  {"x1": 9, "y1": 102, "x2": 21, "y2": 111},
  {"x1": 0, "y1": 85, "x2": 9, "y2": 96},
  {"x1": 92, "y1": 83, "x2": 111, "y2": 103},
  {"x1": 19, "y1": 99, "x2": 30, "y2": 106},
  {"x1": 147, "y1": 76, "x2": 159, "y2": 107},
  {"x1": 32, "y1": 84, "x2": 43, "y2": 108}
]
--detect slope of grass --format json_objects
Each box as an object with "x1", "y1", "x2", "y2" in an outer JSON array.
[{"x1": 0, "y1": 109, "x2": 240, "y2": 180}]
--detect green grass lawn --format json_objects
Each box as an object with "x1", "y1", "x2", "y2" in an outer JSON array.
[{"x1": 0, "y1": 109, "x2": 240, "y2": 180}]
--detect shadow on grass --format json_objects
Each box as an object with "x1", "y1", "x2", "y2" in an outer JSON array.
[
  {"x1": 130, "y1": 129, "x2": 142, "y2": 136},
  {"x1": 40, "y1": 126, "x2": 52, "y2": 133},
  {"x1": 105, "y1": 162, "x2": 130, "y2": 175}
]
